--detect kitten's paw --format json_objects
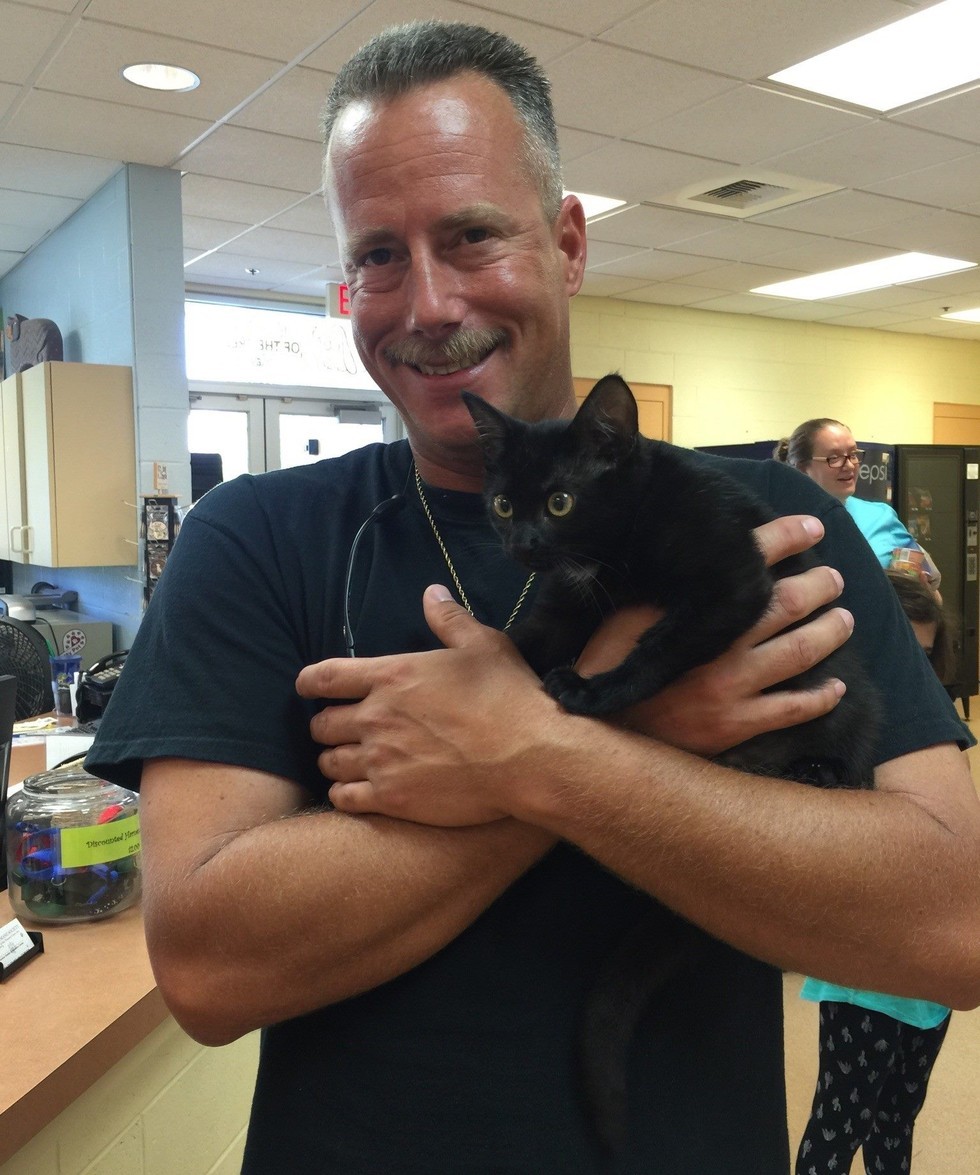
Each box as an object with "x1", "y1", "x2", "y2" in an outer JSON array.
[{"x1": 543, "y1": 667, "x2": 599, "y2": 715}]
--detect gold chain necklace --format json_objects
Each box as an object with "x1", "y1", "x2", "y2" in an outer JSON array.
[{"x1": 413, "y1": 463, "x2": 535, "y2": 630}]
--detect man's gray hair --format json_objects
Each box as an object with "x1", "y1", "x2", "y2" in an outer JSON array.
[{"x1": 321, "y1": 20, "x2": 564, "y2": 222}]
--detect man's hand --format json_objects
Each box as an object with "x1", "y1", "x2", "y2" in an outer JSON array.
[
  {"x1": 297, "y1": 585, "x2": 563, "y2": 825},
  {"x1": 577, "y1": 515, "x2": 852, "y2": 755}
]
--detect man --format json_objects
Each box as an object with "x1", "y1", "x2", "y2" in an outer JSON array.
[{"x1": 87, "y1": 21, "x2": 978, "y2": 1174}]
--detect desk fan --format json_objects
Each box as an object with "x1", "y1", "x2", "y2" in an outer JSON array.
[{"x1": 0, "y1": 616, "x2": 55, "y2": 720}]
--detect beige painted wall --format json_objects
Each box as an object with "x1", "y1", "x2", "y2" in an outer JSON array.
[
  {"x1": 0, "y1": 1021, "x2": 258, "y2": 1175},
  {"x1": 570, "y1": 295, "x2": 980, "y2": 451}
]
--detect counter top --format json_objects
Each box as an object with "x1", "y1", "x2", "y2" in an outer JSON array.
[{"x1": 0, "y1": 743, "x2": 166, "y2": 1166}]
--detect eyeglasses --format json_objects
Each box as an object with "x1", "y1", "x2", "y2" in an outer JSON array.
[{"x1": 819, "y1": 449, "x2": 865, "y2": 468}]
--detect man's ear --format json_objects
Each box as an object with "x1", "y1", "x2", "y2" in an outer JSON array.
[
  {"x1": 554, "y1": 194, "x2": 587, "y2": 297},
  {"x1": 461, "y1": 391, "x2": 513, "y2": 463}
]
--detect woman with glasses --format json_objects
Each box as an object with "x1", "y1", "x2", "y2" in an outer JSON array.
[{"x1": 774, "y1": 418, "x2": 941, "y2": 592}]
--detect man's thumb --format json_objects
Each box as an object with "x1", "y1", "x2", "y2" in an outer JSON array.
[{"x1": 423, "y1": 583, "x2": 482, "y2": 647}]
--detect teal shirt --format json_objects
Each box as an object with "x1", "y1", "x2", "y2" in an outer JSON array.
[
  {"x1": 845, "y1": 496, "x2": 918, "y2": 568},
  {"x1": 799, "y1": 976, "x2": 950, "y2": 1029}
]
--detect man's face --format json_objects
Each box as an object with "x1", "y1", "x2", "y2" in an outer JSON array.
[
  {"x1": 325, "y1": 73, "x2": 586, "y2": 482},
  {"x1": 803, "y1": 424, "x2": 861, "y2": 500}
]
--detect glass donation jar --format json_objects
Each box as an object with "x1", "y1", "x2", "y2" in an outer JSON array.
[{"x1": 5, "y1": 768, "x2": 141, "y2": 923}]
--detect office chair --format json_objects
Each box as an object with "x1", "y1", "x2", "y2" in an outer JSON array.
[
  {"x1": 0, "y1": 616, "x2": 55, "y2": 720},
  {"x1": 0, "y1": 673, "x2": 17, "y2": 892}
]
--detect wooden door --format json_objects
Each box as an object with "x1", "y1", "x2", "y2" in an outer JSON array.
[
  {"x1": 573, "y1": 377, "x2": 672, "y2": 441},
  {"x1": 934, "y1": 402, "x2": 980, "y2": 445}
]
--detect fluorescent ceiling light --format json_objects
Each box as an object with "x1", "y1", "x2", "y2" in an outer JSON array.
[
  {"x1": 940, "y1": 306, "x2": 980, "y2": 323},
  {"x1": 752, "y1": 253, "x2": 977, "y2": 301},
  {"x1": 565, "y1": 190, "x2": 627, "y2": 220},
  {"x1": 768, "y1": 0, "x2": 980, "y2": 111},
  {"x1": 122, "y1": 63, "x2": 201, "y2": 92}
]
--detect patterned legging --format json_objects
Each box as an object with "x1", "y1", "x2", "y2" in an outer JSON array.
[{"x1": 795, "y1": 1000, "x2": 951, "y2": 1174}]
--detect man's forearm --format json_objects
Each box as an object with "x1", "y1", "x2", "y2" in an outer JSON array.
[
  {"x1": 510, "y1": 723, "x2": 980, "y2": 1008},
  {"x1": 140, "y1": 762, "x2": 553, "y2": 1044}
]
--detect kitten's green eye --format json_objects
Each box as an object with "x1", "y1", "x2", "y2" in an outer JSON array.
[
  {"x1": 492, "y1": 495, "x2": 513, "y2": 519},
  {"x1": 547, "y1": 492, "x2": 575, "y2": 517}
]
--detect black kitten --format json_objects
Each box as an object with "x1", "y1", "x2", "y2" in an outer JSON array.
[{"x1": 463, "y1": 374, "x2": 879, "y2": 1157}]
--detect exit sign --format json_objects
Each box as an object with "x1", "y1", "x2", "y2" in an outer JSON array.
[{"x1": 326, "y1": 283, "x2": 351, "y2": 318}]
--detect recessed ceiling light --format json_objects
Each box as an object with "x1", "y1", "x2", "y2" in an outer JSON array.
[
  {"x1": 939, "y1": 306, "x2": 980, "y2": 323},
  {"x1": 565, "y1": 190, "x2": 628, "y2": 221},
  {"x1": 752, "y1": 253, "x2": 977, "y2": 301},
  {"x1": 768, "y1": 0, "x2": 980, "y2": 111},
  {"x1": 122, "y1": 63, "x2": 201, "y2": 93}
]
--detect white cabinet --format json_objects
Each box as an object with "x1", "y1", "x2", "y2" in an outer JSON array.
[{"x1": 0, "y1": 362, "x2": 136, "y2": 567}]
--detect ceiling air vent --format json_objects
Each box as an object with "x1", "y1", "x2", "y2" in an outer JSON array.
[
  {"x1": 693, "y1": 179, "x2": 795, "y2": 209},
  {"x1": 651, "y1": 171, "x2": 842, "y2": 219}
]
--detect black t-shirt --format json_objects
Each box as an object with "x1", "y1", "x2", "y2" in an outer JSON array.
[{"x1": 87, "y1": 439, "x2": 969, "y2": 1174}]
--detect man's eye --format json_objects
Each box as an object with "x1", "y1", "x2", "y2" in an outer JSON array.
[
  {"x1": 360, "y1": 247, "x2": 393, "y2": 268},
  {"x1": 462, "y1": 227, "x2": 491, "y2": 245}
]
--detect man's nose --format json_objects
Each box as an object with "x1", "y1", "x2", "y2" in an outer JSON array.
[{"x1": 404, "y1": 253, "x2": 465, "y2": 335}]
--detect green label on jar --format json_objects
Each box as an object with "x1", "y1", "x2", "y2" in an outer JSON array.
[{"x1": 59, "y1": 815, "x2": 141, "y2": 868}]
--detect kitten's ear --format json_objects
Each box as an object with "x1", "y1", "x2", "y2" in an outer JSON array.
[
  {"x1": 461, "y1": 390, "x2": 512, "y2": 462},
  {"x1": 574, "y1": 374, "x2": 638, "y2": 459}
]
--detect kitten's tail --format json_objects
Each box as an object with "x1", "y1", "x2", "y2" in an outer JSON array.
[{"x1": 579, "y1": 908, "x2": 695, "y2": 1159}]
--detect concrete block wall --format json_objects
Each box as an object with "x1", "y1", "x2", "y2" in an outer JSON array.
[
  {"x1": 570, "y1": 294, "x2": 980, "y2": 450},
  {"x1": 0, "y1": 1021, "x2": 259, "y2": 1175}
]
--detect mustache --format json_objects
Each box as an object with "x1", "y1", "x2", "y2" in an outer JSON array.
[{"x1": 383, "y1": 328, "x2": 506, "y2": 369}]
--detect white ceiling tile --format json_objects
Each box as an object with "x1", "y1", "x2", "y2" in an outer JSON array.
[
  {"x1": 558, "y1": 126, "x2": 615, "y2": 165},
  {"x1": 587, "y1": 250, "x2": 719, "y2": 283},
  {"x1": 86, "y1": 0, "x2": 354, "y2": 61},
  {"x1": 0, "y1": 143, "x2": 119, "y2": 198},
  {"x1": 847, "y1": 208, "x2": 980, "y2": 258},
  {"x1": 751, "y1": 189, "x2": 927, "y2": 236},
  {"x1": 0, "y1": 81, "x2": 18, "y2": 121},
  {"x1": 549, "y1": 42, "x2": 736, "y2": 139},
  {"x1": 183, "y1": 247, "x2": 321, "y2": 285},
  {"x1": 229, "y1": 224, "x2": 339, "y2": 266},
  {"x1": 460, "y1": 0, "x2": 647, "y2": 38},
  {"x1": 265, "y1": 195, "x2": 333, "y2": 236},
  {"x1": 862, "y1": 153, "x2": 980, "y2": 215},
  {"x1": 182, "y1": 215, "x2": 256, "y2": 251},
  {"x1": 180, "y1": 174, "x2": 310, "y2": 224},
  {"x1": 303, "y1": 0, "x2": 583, "y2": 75},
  {"x1": 230, "y1": 65, "x2": 335, "y2": 141},
  {"x1": 0, "y1": 1, "x2": 68, "y2": 85},
  {"x1": 684, "y1": 292, "x2": 802, "y2": 316},
  {"x1": 894, "y1": 85, "x2": 980, "y2": 148},
  {"x1": 564, "y1": 141, "x2": 728, "y2": 206},
  {"x1": 587, "y1": 204, "x2": 724, "y2": 250},
  {"x1": 761, "y1": 121, "x2": 976, "y2": 189},
  {"x1": 577, "y1": 273, "x2": 658, "y2": 298},
  {"x1": 0, "y1": 186, "x2": 81, "y2": 229},
  {"x1": 894, "y1": 268, "x2": 980, "y2": 298},
  {"x1": 36, "y1": 21, "x2": 284, "y2": 120},
  {"x1": 0, "y1": 223, "x2": 40, "y2": 250},
  {"x1": 617, "y1": 281, "x2": 734, "y2": 306},
  {"x1": 655, "y1": 221, "x2": 831, "y2": 263},
  {"x1": 599, "y1": 0, "x2": 912, "y2": 80},
  {"x1": 628, "y1": 86, "x2": 868, "y2": 165},
  {"x1": 584, "y1": 239, "x2": 653, "y2": 267},
  {"x1": 4, "y1": 91, "x2": 211, "y2": 164},
  {"x1": 179, "y1": 124, "x2": 323, "y2": 192},
  {"x1": 878, "y1": 317, "x2": 980, "y2": 341},
  {"x1": 673, "y1": 259, "x2": 801, "y2": 291},
  {"x1": 753, "y1": 239, "x2": 896, "y2": 273}
]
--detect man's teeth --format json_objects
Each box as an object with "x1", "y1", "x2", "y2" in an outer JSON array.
[{"x1": 416, "y1": 362, "x2": 464, "y2": 375}]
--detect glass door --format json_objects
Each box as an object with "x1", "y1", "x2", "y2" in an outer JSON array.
[{"x1": 188, "y1": 385, "x2": 401, "y2": 486}]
